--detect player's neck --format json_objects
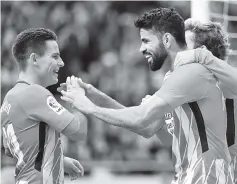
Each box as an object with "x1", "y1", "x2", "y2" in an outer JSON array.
[
  {"x1": 169, "y1": 45, "x2": 187, "y2": 72},
  {"x1": 160, "y1": 59, "x2": 170, "y2": 75},
  {"x1": 18, "y1": 72, "x2": 45, "y2": 87}
]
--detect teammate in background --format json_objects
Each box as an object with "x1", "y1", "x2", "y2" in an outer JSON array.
[
  {"x1": 60, "y1": 8, "x2": 234, "y2": 184},
  {"x1": 0, "y1": 28, "x2": 87, "y2": 184},
  {"x1": 175, "y1": 18, "x2": 237, "y2": 184}
]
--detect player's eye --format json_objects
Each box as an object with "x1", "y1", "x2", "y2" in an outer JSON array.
[
  {"x1": 142, "y1": 39, "x2": 149, "y2": 43},
  {"x1": 52, "y1": 55, "x2": 59, "y2": 59}
]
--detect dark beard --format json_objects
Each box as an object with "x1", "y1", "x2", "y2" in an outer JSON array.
[{"x1": 149, "y1": 46, "x2": 168, "y2": 71}]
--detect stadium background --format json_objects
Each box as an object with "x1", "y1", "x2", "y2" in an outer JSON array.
[{"x1": 1, "y1": 1, "x2": 237, "y2": 184}]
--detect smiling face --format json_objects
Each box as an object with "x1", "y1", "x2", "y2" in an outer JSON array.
[
  {"x1": 139, "y1": 28, "x2": 168, "y2": 71},
  {"x1": 35, "y1": 40, "x2": 64, "y2": 87}
]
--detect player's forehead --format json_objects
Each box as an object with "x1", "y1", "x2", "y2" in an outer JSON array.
[
  {"x1": 139, "y1": 28, "x2": 158, "y2": 40},
  {"x1": 43, "y1": 40, "x2": 60, "y2": 55}
]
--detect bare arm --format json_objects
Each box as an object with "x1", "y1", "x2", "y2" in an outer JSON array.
[
  {"x1": 59, "y1": 78, "x2": 166, "y2": 138},
  {"x1": 83, "y1": 82, "x2": 167, "y2": 138},
  {"x1": 61, "y1": 64, "x2": 209, "y2": 134},
  {"x1": 62, "y1": 90, "x2": 171, "y2": 132},
  {"x1": 59, "y1": 79, "x2": 165, "y2": 138},
  {"x1": 80, "y1": 88, "x2": 166, "y2": 138},
  {"x1": 85, "y1": 85, "x2": 125, "y2": 109},
  {"x1": 58, "y1": 79, "x2": 125, "y2": 109}
]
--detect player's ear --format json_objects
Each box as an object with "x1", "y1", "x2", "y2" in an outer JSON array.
[
  {"x1": 163, "y1": 33, "x2": 172, "y2": 49},
  {"x1": 218, "y1": 45, "x2": 227, "y2": 60},
  {"x1": 29, "y1": 53, "x2": 38, "y2": 65}
]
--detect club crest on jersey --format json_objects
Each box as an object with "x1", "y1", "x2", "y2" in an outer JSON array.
[
  {"x1": 47, "y1": 96, "x2": 65, "y2": 115},
  {"x1": 0, "y1": 101, "x2": 11, "y2": 115},
  {"x1": 165, "y1": 112, "x2": 174, "y2": 135}
]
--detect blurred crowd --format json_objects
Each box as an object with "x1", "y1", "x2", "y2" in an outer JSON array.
[{"x1": 3, "y1": 0, "x2": 236, "y2": 174}]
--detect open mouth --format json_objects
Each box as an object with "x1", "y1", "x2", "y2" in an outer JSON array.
[
  {"x1": 144, "y1": 54, "x2": 152, "y2": 59},
  {"x1": 53, "y1": 70, "x2": 59, "y2": 77},
  {"x1": 144, "y1": 55, "x2": 152, "y2": 63},
  {"x1": 148, "y1": 58, "x2": 153, "y2": 64}
]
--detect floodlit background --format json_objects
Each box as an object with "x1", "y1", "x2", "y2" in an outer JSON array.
[{"x1": 1, "y1": 1, "x2": 237, "y2": 184}]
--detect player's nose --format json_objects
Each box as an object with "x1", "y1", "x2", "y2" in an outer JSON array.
[
  {"x1": 58, "y1": 57, "x2": 64, "y2": 67},
  {"x1": 139, "y1": 44, "x2": 146, "y2": 53}
]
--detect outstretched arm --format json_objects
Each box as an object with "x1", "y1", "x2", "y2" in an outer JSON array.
[
  {"x1": 62, "y1": 91, "x2": 169, "y2": 131},
  {"x1": 58, "y1": 79, "x2": 125, "y2": 109},
  {"x1": 61, "y1": 65, "x2": 209, "y2": 134},
  {"x1": 82, "y1": 83, "x2": 125, "y2": 109},
  {"x1": 59, "y1": 78, "x2": 163, "y2": 138}
]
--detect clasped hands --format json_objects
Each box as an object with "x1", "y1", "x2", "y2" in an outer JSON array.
[{"x1": 58, "y1": 76, "x2": 95, "y2": 114}]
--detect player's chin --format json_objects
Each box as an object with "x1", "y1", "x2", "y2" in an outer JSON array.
[
  {"x1": 53, "y1": 78, "x2": 59, "y2": 84},
  {"x1": 49, "y1": 77, "x2": 59, "y2": 86},
  {"x1": 149, "y1": 63, "x2": 158, "y2": 71},
  {"x1": 149, "y1": 61, "x2": 163, "y2": 71}
]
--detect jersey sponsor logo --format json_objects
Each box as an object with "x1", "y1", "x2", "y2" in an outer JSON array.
[
  {"x1": 47, "y1": 96, "x2": 65, "y2": 115},
  {"x1": 0, "y1": 101, "x2": 11, "y2": 115},
  {"x1": 165, "y1": 112, "x2": 174, "y2": 135}
]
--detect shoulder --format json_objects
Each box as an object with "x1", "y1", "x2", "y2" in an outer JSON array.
[
  {"x1": 14, "y1": 85, "x2": 54, "y2": 110},
  {"x1": 161, "y1": 63, "x2": 212, "y2": 90},
  {"x1": 1, "y1": 88, "x2": 18, "y2": 110},
  {"x1": 172, "y1": 63, "x2": 210, "y2": 79},
  {"x1": 13, "y1": 84, "x2": 53, "y2": 105},
  {"x1": 28, "y1": 84, "x2": 52, "y2": 96},
  {"x1": 1, "y1": 88, "x2": 22, "y2": 118}
]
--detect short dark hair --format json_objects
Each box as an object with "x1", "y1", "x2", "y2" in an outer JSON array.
[
  {"x1": 134, "y1": 7, "x2": 186, "y2": 46},
  {"x1": 185, "y1": 18, "x2": 229, "y2": 60},
  {"x1": 12, "y1": 28, "x2": 57, "y2": 70}
]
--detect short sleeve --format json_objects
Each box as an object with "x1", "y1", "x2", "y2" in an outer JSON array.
[
  {"x1": 155, "y1": 64, "x2": 210, "y2": 109},
  {"x1": 20, "y1": 85, "x2": 74, "y2": 133}
]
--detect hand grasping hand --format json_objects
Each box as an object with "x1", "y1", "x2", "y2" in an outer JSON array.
[
  {"x1": 60, "y1": 77, "x2": 96, "y2": 114},
  {"x1": 57, "y1": 76, "x2": 85, "y2": 93},
  {"x1": 66, "y1": 76, "x2": 85, "y2": 95}
]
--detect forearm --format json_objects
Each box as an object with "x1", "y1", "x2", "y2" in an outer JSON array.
[
  {"x1": 63, "y1": 90, "x2": 170, "y2": 134},
  {"x1": 86, "y1": 100, "x2": 166, "y2": 131},
  {"x1": 87, "y1": 87, "x2": 125, "y2": 109},
  {"x1": 89, "y1": 106, "x2": 142, "y2": 129},
  {"x1": 128, "y1": 118, "x2": 165, "y2": 138}
]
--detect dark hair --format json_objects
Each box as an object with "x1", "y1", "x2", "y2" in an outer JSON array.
[
  {"x1": 12, "y1": 28, "x2": 57, "y2": 70},
  {"x1": 185, "y1": 18, "x2": 229, "y2": 60},
  {"x1": 134, "y1": 7, "x2": 186, "y2": 46}
]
